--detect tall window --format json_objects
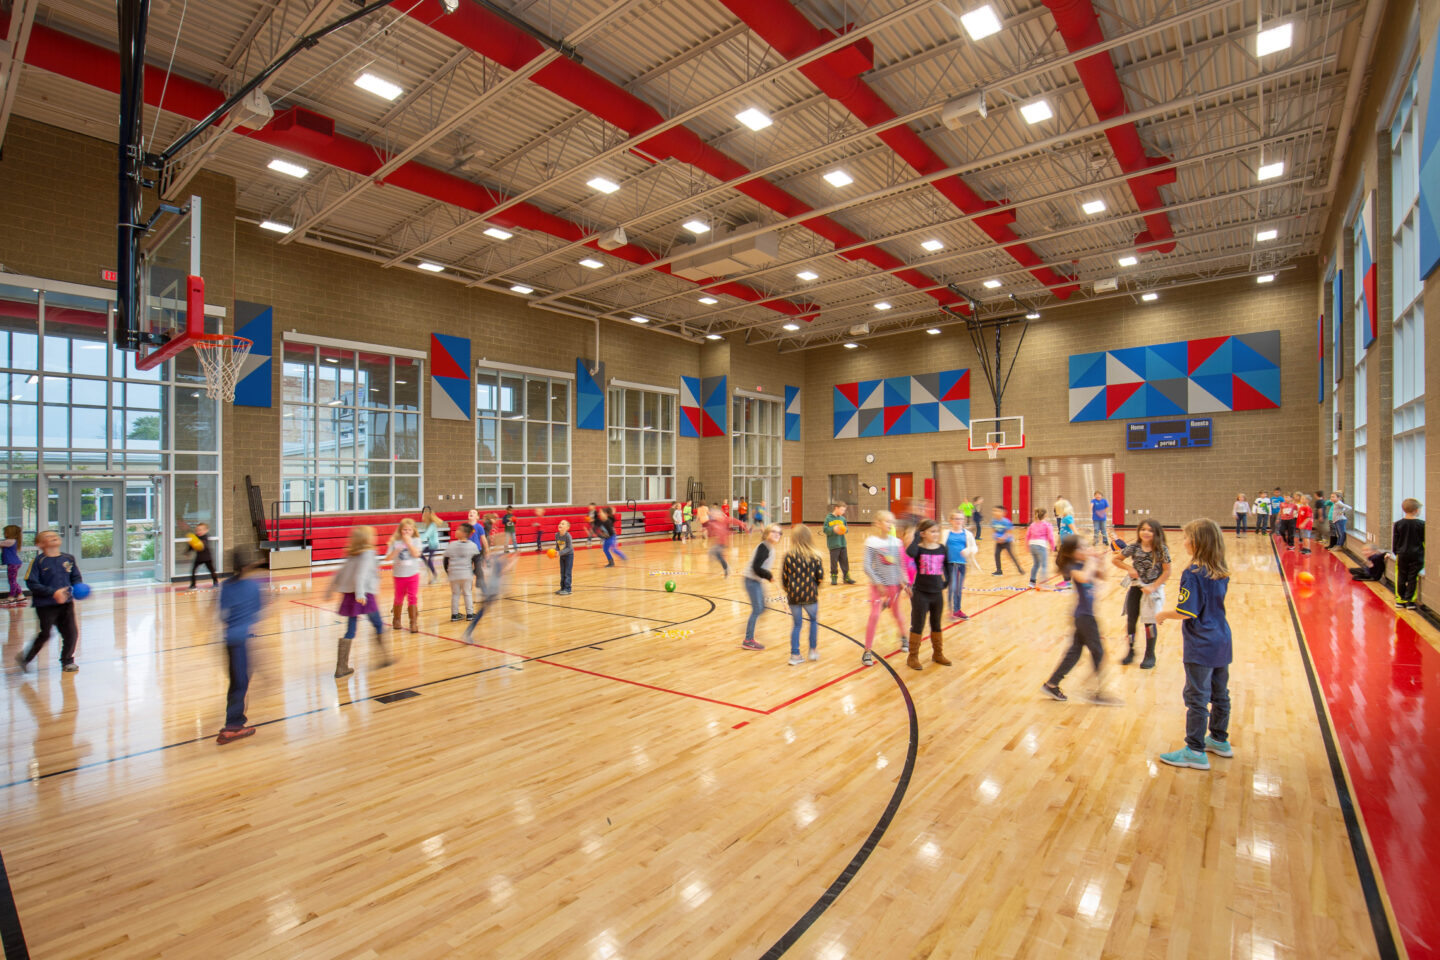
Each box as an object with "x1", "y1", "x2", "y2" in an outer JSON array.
[
  {"x1": 1353, "y1": 225, "x2": 1368, "y2": 535},
  {"x1": 1391, "y1": 67, "x2": 1425, "y2": 522},
  {"x1": 476, "y1": 367, "x2": 569, "y2": 507},
  {"x1": 732, "y1": 393, "x2": 782, "y2": 509},
  {"x1": 282, "y1": 342, "x2": 422, "y2": 513},
  {"x1": 607, "y1": 385, "x2": 675, "y2": 503}
]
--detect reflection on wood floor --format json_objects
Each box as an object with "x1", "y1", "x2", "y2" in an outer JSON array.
[{"x1": 0, "y1": 531, "x2": 1390, "y2": 958}]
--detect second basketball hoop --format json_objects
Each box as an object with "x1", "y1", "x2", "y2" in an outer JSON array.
[{"x1": 192, "y1": 333, "x2": 253, "y2": 403}]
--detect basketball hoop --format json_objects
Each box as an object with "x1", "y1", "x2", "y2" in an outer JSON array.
[
  {"x1": 192, "y1": 333, "x2": 252, "y2": 402},
  {"x1": 986, "y1": 441, "x2": 999, "y2": 460}
]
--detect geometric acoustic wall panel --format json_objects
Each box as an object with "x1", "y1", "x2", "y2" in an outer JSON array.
[
  {"x1": 1357, "y1": 192, "x2": 1378, "y2": 350},
  {"x1": 429, "y1": 332, "x2": 471, "y2": 421},
  {"x1": 784, "y1": 385, "x2": 801, "y2": 442},
  {"x1": 575, "y1": 357, "x2": 604, "y2": 430},
  {"x1": 232, "y1": 300, "x2": 272, "y2": 408},
  {"x1": 1067, "y1": 330, "x2": 1281, "y2": 422},
  {"x1": 833, "y1": 369, "x2": 969, "y2": 438},
  {"x1": 680, "y1": 375, "x2": 728, "y2": 437},
  {"x1": 679, "y1": 375, "x2": 702, "y2": 437}
]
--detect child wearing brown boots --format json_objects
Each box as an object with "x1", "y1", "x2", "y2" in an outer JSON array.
[
  {"x1": 330, "y1": 525, "x2": 394, "y2": 678},
  {"x1": 905, "y1": 519, "x2": 953, "y2": 671},
  {"x1": 386, "y1": 517, "x2": 424, "y2": 634}
]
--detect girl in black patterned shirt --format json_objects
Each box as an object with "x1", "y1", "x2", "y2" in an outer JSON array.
[{"x1": 781, "y1": 525, "x2": 825, "y2": 666}]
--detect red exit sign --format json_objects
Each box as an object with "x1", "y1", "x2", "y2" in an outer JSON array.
[{"x1": 101, "y1": 269, "x2": 118, "y2": 282}]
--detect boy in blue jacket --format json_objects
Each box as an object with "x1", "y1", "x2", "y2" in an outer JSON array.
[
  {"x1": 217, "y1": 546, "x2": 268, "y2": 744},
  {"x1": 17, "y1": 530, "x2": 83, "y2": 673}
]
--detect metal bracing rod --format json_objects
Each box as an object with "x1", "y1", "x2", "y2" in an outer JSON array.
[
  {"x1": 159, "y1": 0, "x2": 401, "y2": 165},
  {"x1": 387, "y1": 0, "x2": 953, "y2": 268},
  {"x1": 534, "y1": 51, "x2": 1334, "y2": 307}
]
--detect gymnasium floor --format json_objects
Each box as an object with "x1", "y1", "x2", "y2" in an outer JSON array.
[{"x1": 0, "y1": 529, "x2": 1430, "y2": 959}]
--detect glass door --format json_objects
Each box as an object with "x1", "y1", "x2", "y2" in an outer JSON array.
[{"x1": 47, "y1": 481, "x2": 125, "y2": 582}]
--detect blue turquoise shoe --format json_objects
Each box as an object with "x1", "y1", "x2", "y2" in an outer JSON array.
[
  {"x1": 1159, "y1": 746, "x2": 1210, "y2": 770},
  {"x1": 1204, "y1": 736, "x2": 1233, "y2": 758}
]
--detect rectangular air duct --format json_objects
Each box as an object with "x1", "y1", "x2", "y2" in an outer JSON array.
[{"x1": 671, "y1": 227, "x2": 780, "y2": 280}]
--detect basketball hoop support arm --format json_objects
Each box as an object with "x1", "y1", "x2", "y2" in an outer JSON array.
[{"x1": 960, "y1": 312, "x2": 1029, "y2": 419}]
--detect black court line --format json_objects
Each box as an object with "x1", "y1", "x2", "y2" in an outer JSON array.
[
  {"x1": 500, "y1": 593, "x2": 676, "y2": 623},
  {"x1": 0, "y1": 590, "x2": 715, "y2": 791},
  {"x1": 758, "y1": 619, "x2": 919, "y2": 960},
  {"x1": 1272, "y1": 539, "x2": 1401, "y2": 960},
  {"x1": 0, "y1": 852, "x2": 26, "y2": 960}
]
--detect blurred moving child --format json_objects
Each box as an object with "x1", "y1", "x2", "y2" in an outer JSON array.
[
  {"x1": 330, "y1": 525, "x2": 393, "y2": 678},
  {"x1": 188, "y1": 522, "x2": 218, "y2": 589},
  {"x1": 1054, "y1": 499, "x2": 1077, "y2": 540},
  {"x1": 741, "y1": 524, "x2": 782, "y2": 652},
  {"x1": 216, "y1": 545, "x2": 267, "y2": 744},
  {"x1": 1026, "y1": 508, "x2": 1055, "y2": 587},
  {"x1": 464, "y1": 532, "x2": 516, "y2": 639},
  {"x1": 991, "y1": 506, "x2": 1025, "y2": 576},
  {"x1": 419, "y1": 506, "x2": 442, "y2": 584},
  {"x1": 1349, "y1": 542, "x2": 1387, "y2": 581},
  {"x1": 17, "y1": 530, "x2": 83, "y2": 673},
  {"x1": 1, "y1": 524, "x2": 22, "y2": 604},
  {"x1": 1041, "y1": 537, "x2": 1114, "y2": 703},
  {"x1": 444, "y1": 523, "x2": 480, "y2": 620},
  {"x1": 863, "y1": 511, "x2": 906, "y2": 666}
]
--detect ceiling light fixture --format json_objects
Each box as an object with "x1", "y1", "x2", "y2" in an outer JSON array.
[
  {"x1": 735, "y1": 107, "x2": 772, "y2": 131},
  {"x1": 959, "y1": 4, "x2": 1002, "y2": 40},
  {"x1": 1026, "y1": 311, "x2": 1041, "y2": 319},
  {"x1": 782, "y1": 323, "x2": 800, "y2": 332},
  {"x1": 630, "y1": 316, "x2": 650, "y2": 324},
  {"x1": 1019, "y1": 99, "x2": 1053, "y2": 124},
  {"x1": 698, "y1": 296, "x2": 718, "y2": 305},
  {"x1": 1257, "y1": 274, "x2": 1275, "y2": 284},
  {"x1": 875, "y1": 302, "x2": 893, "y2": 310},
  {"x1": 1117, "y1": 255, "x2": 1138, "y2": 267},
  {"x1": 1081, "y1": 199, "x2": 1106, "y2": 215},
  {"x1": 579, "y1": 258, "x2": 603, "y2": 269},
  {"x1": 922, "y1": 239, "x2": 944, "y2": 252},
  {"x1": 354, "y1": 72, "x2": 403, "y2": 101},
  {"x1": 587, "y1": 176, "x2": 620, "y2": 194},
  {"x1": 682, "y1": 220, "x2": 709, "y2": 234},
  {"x1": 510, "y1": 284, "x2": 534, "y2": 294},
  {"x1": 983, "y1": 279, "x2": 1002, "y2": 289},
  {"x1": 1256, "y1": 229, "x2": 1278, "y2": 242},
  {"x1": 1257, "y1": 161, "x2": 1285, "y2": 181},
  {"x1": 844, "y1": 342, "x2": 859, "y2": 349},
  {"x1": 926, "y1": 328, "x2": 942, "y2": 335},
  {"x1": 823, "y1": 169, "x2": 854, "y2": 188},
  {"x1": 267, "y1": 158, "x2": 309, "y2": 178},
  {"x1": 797, "y1": 270, "x2": 819, "y2": 281},
  {"x1": 706, "y1": 334, "x2": 723, "y2": 340},
  {"x1": 259, "y1": 220, "x2": 292, "y2": 234},
  {"x1": 1141, "y1": 292, "x2": 1158, "y2": 301},
  {"x1": 483, "y1": 227, "x2": 513, "y2": 241},
  {"x1": 1255, "y1": 22, "x2": 1293, "y2": 57},
  {"x1": 416, "y1": 261, "x2": 444, "y2": 273}
]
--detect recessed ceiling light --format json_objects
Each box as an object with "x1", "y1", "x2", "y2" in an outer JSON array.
[
  {"x1": 1026, "y1": 311, "x2": 1040, "y2": 319},
  {"x1": 1257, "y1": 161, "x2": 1284, "y2": 181},
  {"x1": 259, "y1": 220, "x2": 292, "y2": 234},
  {"x1": 416, "y1": 261, "x2": 444, "y2": 273},
  {"x1": 735, "y1": 108, "x2": 773, "y2": 131},
  {"x1": 782, "y1": 323, "x2": 800, "y2": 331},
  {"x1": 797, "y1": 270, "x2": 819, "y2": 281},
  {"x1": 1020, "y1": 99, "x2": 1053, "y2": 124},
  {"x1": 1141, "y1": 292, "x2": 1158, "y2": 301},
  {"x1": 587, "y1": 176, "x2": 620, "y2": 194},
  {"x1": 483, "y1": 227, "x2": 513, "y2": 241},
  {"x1": 1255, "y1": 22, "x2": 1292, "y2": 57},
  {"x1": 959, "y1": 4, "x2": 1002, "y2": 40},
  {"x1": 1117, "y1": 255, "x2": 1138, "y2": 267},
  {"x1": 579, "y1": 258, "x2": 603, "y2": 269},
  {"x1": 1081, "y1": 199, "x2": 1106, "y2": 215},
  {"x1": 698, "y1": 296, "x2": 718, "y2": 305},
  {"x1": 1256, "y1": 229, "x2": 1278, "y2": 242},
  {"x1": 875, "y1": 301, "x2": 893, "y2": 310},
  {"x1": 1257, "y1": 274, "x2": 1275, "y2": 283},
  {"x1": 844, "y1": 342, "x2": 859, "y2": 349},
  {"x1": 510, "y1": 284, "x2": 534, "y2": 294},
  {"x1": 354, "y1": 72, "x2": 403, "y2": 101},
  {"x1": 926, "y1": 328, "x2": 942, "y2": 335},
  {"x1": 706, "y1": 334, "x2": 723, "y2": 340},
  {"x1": 983, "y1": 279, "x2": 1002, "y2": 289},
  {"x1": 823, "y1": 169, "x2": 854, "y2": 188},
  {"x1": 922, "y1": 239, "x2": 944, "y2": 252},
  {"x1": 267, "y1": 158, "x2": 309, "y2": 178},
  {"x1": 683, "y1": 220, "x2": 709, "y2": 234},
  {"x1": 630, "y1": 315, "x2": 649, "y2": 324}
]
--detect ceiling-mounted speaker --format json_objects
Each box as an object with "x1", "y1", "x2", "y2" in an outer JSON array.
[
  {"x1": 597, "y1": 227, "x2": 628, "y2": 251},
  {"x1": 233, "y1": 89, "x2": 274, "y2": 131},
  {"x1": 941, "y1": 90, "x2": 987, "y2": 130},
  {"x1": 848, "y1": 322, "x2": 871, "y2": 336}
]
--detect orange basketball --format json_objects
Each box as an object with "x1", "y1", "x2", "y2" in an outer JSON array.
[
  {"x1": 1297, "y1": 571, "x2": 1315, "y2": 586},
  {"x1": 834, "y1": 523, "x2": 847, "y2": 536},
  {"x1": 546, "y1": 548, "x2": 558, "y2": 558}
]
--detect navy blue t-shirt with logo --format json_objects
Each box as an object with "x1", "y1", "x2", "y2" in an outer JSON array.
[{"x1": 1176, "y1": 565, "x2": 1232, "y2": 666}]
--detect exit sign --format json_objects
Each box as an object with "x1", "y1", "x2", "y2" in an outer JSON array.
[{"x1": 101, "y1": 269, "x2": 118, "y2": 282}]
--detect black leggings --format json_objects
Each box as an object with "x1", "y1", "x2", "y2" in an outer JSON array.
[
  {"x1": 26, "y1": 602, "x2": 78, "y2": 665},
  {"x1": 909, "y1": 590, "x2": 944, "y2": 634},
  {"x1": 1123, "y1": 585, "x2": 1158, "y2": 641},
  {"x1": 190, "y1": 551, "x2": 217, "y2": 587},
  {"x1": 994, "y1": 541, "x2": 1024, "y2": 574},
  {"x1": 1278, "y1": 518, "x2": 1296, "y2": 546},
  {"x1": 1048, "y1": 614, "x2": 1103, "y2": 685}
]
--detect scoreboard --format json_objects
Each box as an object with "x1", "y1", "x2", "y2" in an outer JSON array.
[{"x1": 1126, "y1": 417, "x2": 1212, "y2": 450}]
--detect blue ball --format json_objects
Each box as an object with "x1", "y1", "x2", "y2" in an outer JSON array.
[{"x1": 70, "y1": 582, "x2": 91, "y2": 600}]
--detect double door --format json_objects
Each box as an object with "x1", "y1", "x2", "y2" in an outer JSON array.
[{"x1": 45, "y1": 478, "x2": 166, "y2": 584}]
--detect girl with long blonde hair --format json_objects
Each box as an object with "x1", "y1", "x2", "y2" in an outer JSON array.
[
  {"x1": 780, "y1": 524, "x2": 825, "y2": 665},
  {"x1": 329, "y1": 526, "x2": 394, "y2": 678},
  {"x1": 386, "y1": 517, "x2": 424, "y2": 633}
]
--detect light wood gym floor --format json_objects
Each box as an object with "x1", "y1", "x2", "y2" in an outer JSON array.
[{"x1": 0, "y1": 530, "x2": 1399, "y2": 959}]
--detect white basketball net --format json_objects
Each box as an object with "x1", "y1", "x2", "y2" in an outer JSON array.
[
  {"x1": 193, "y1": 335, "x2": 253, "y2": 402},
  {"x1": 986, "y1": 442, "x2": 999, "y2": 460}
]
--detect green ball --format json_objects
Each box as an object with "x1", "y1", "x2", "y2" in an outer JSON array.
[{"x1": 664, "y1": 580, "x2": 677, "y2": 592}]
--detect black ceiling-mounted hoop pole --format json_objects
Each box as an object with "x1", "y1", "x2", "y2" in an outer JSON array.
[
  {"x1": 944, "y1": 294, "x2": 1034, "y2": 419},
  {"x1": 116, "y1": 0, "x2": 150, "y2": 352}
]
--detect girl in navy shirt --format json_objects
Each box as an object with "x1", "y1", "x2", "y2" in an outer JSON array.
[{"x1": 1041, "y1": 537, "x2": 1115, "y2": 703}]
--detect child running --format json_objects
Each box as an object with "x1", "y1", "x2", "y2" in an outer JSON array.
[
  {"x1": 906, "y1": 519, "x2": 953, "y2": 671},
  {"x1": 1041, "y1": 537, "x2": 1115, "y2": 703},
  {"x1": 781, "y1": 524, "x2": 825, "y2": 665},
  {"x1": 741, "y1": 524, "x2": 782, "y2": 651},
  {"x1": 444, "y1": 523, "x2": 480, "y2": 619},
  {"x1": 188, "y1": 522, "x2": 219, "y2": 589},
  {"x1": 943, "y1": 511, "x2": 974, "y2": 621},
  {"x1": 705, "y1": 508, "x2": 742, "y2": 576},
  {"x1": 216, "y1": 545, "x2": 267, "y2": 744},
  {"x1": 1, "y1": 525, "x2": 22, "y2": 604},
  {"x1": 386, "y1": 517, "x2": 424, "y2": 634},
  {"x1": 1026, "y1": 508, "x2": 1055, "y2": 587},
  {"x1": 1111, "y1": 518, "x2": 1171, "y2": 668},
  {"x1": 1157, "y1": 518, "x2": 1234, "y2": 770},
  {"x1": 330, "y1": 525, "x2": 393, "y2": 678},
  {"x1": 463, "y1": 533, "x2": 516, "y2": 639},
  {"x1": 16, "y1": 530, "x2": 83, "y2": 673},
  {"x1": 419, "y1": 506, "x2": 442, "y2": 584},
  {"x1": 1392, "y1": 498, "x2": 1425, "y2": 609},
  {"x1": 990, "y1": 506, "x2": 1025, "y2": 576},
  {"x1": 863, "y1": 511, "x2": 906, "y2": 666},
  {"x1": 595, "y1": 507, "x2": 627, "y2": 566}
]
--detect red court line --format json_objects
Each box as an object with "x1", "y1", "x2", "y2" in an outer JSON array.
[{"x1": 1281, "y1": 545, "x2": 1436, "y2": 959}]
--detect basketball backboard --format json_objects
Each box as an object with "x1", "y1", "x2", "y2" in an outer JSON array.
[
  {"x1": 968, "y1": 415, "x2": 1025, "y2": 451},
  {"x1": 133, "y1": 195, "x2": 205, "y2": 370}
]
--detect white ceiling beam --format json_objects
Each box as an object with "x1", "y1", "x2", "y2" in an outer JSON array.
[{"x1": 0, "y1": 0, "x2": 41, "y2": 151}]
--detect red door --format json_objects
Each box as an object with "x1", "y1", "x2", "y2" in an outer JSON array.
[
  {"x1": 888, "y1": 473, "x2": 913, "y2": 516},
  {"x1": 789, "y1": 476, "x2": 803, "y2": 525}
]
